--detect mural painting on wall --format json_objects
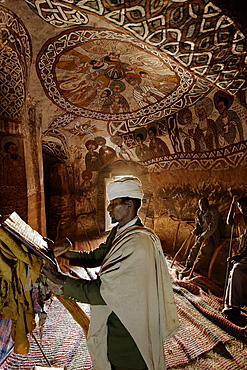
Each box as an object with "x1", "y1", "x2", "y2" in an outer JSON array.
[
  {"x1": 0, "y1": 135, "x2": 27, "y2": 220},
  {"x1": 177, "y1": 92, "x2": 244, "y2": 153},
  {"x1": 44, "y1": 87, "x2": 247, "y2": 191},
  {"x1": 44, "y1": 103, "x2": 247, "y2": 240},
  {"x1": 38, "y1": 25, "x2": 247, "y2": 235},
  {"x1": 74, "y1": 167, "x2": 98, "y2": 236},
  {"x1": 0, "y1": 6, "x2": 31, "y2": 221},
  {"x1": 38, "y1": 26, "x2": 247, "y2": 176},
  {"x1": 31, "y1": 4, "x2": 247, "y2": 237},
  {"x1": 77, "y1": 170, "x2": 95, "y2": 215},
  {"x1": 46, "y1": 160, "x2": 85, "y2": 241}
]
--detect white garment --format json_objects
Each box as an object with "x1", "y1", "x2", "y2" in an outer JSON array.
[{"x1": 87, "y1": 224, "x2": 179, "y2": 370}]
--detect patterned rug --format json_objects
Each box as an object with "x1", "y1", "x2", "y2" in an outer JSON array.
[
  {"x1": 1, "y1": 266, "x2": 247, "y2": 370},
  {"x1": 0, "y1": 314, "x2": 13, "y2": 365},
  {"x1": 0, "y1": 299, "x2": 92, "y2": 370}
]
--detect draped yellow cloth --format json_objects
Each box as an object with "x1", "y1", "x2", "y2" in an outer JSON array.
[
  {"x1": 55, "y1": 294, "x2": 90, "y2": 337},
  {"x1": 0, "y1": 227, "x2": 90, "y2": 355},
  {"x1": 0, "y1": 227, "x2": 42, "y2": 354}
]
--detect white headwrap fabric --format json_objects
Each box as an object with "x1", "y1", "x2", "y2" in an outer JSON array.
[{"x1": 107, "y1": 176, "x2": 144, "y2": 201}]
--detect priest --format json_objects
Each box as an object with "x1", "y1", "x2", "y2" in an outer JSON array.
[{"x1": 42, "y1": 176, "x2": 179, "y2": 370}]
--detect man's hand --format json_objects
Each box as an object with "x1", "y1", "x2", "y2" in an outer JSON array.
[
  {"x1": 56, "y1": 255, "x2": 70, "y2": 273},
  {"x1": 53, "y1": 238, "x2": 72, "y2": 258},
  {"x1": 41, "y1": 261, "x2": 68, "y2": 287}
]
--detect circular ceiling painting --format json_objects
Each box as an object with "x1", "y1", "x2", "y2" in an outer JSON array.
[{"x1": 37, "y1": 27, "x2": 195, "y2": 123}]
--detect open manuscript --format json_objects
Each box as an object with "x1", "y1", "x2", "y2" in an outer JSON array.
[{"x1": 1, "y1": 211, "x2": 56, "y2": 265}]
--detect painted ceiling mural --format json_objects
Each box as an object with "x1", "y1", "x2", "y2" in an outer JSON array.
[
  {"x1": 37, "y1": 27, "x2": 208, "y2": 125},
  {"x1": 31, "y1": 1, "x2": 247, "y2": 173},
  {"x1": 25, "y1": 0, "x2": 247, "y2": 95},
  {"x1": 1, "y1": 0, "x2": 247, "y2": 237},
  {"x1": 1, "y1": 0, "x2": 245, "y2": 176}
]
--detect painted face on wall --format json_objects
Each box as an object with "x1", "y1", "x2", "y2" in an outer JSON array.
[
  {"x1": 7, "y1": 144, "x2": 18, "y2": 159},
  {"x1": 92, "y1": 60, "x2": 104, "y2": 68},
  {"x1": 148, "y1": 129, "x2": 156, "y2": 139},
  {"x1": 183, "y1": 111, "x2": 192, "y2": 124},
  {"x1": 217, "y1": 101, "x2": 227, "y2": 114},
  {"x1": 108, "y1": 52, "x2": 120, "y2": 62},
  {"x1": 198, "y1": 107, "x2": 207, "y2": 120},
  {"x1": 136, "y1": 136, "x2": 142, "y2": 144},
  {"x1": 112, "y1": 84, "x2": 122, "y2": 94}
]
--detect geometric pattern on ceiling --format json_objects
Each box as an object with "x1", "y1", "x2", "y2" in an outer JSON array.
[
  {"x1": 37, "y1": 27, "x2": 197, "y2": 126},
  {"x1": 26, "y1": 0, "x2": 247, "y2": 95}
]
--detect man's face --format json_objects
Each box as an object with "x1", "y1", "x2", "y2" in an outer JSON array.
[
  {"x1": 101, "y1": 90, "x2": 108, "y2": 98},
  {"x1": 129, "y1": 78, "x2": 137, "y2": 87},
  {"x1": 94, "y1": 80, "x2": 104, "y2": 90},
  {"x1": 107, "y1": 198, "x2": 130, "y2": 226}
]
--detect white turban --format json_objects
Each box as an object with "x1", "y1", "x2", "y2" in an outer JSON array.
[{"x1": 107, "y1": 176, "x2": 144, "y2": 201}]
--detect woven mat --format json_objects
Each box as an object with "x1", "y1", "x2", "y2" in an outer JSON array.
[
  {"x1": 0, "y1": 299, "x2": 92, "y2": 370},
  {"x1": 164, "y1": 282, "x2": 247, "y2": 368},
  {"x1": 1, "y1": 270, "x2": 247, "y2": 369},
  {"x1": 0, "y1": 314, "x2": 13, "y2": 364}
]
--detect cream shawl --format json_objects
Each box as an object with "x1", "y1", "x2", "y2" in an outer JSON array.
[{"x1": 87, "y1": 225, "x2": 179, "y2": 370}]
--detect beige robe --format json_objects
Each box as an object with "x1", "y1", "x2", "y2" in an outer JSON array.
[{"x1": 87, "y1": 225, "x2": 179, "y2": 370}]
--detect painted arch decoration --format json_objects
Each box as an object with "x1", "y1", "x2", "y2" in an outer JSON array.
[{"x1": 0, "y1": 5, "x2": 32, "y2": 121}]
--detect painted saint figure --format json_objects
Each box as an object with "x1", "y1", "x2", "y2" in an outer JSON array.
[
  {"x1": 177, "y1": 108, "x2": 195, "y2": 153},
  {"x1": 148, "y1": 126, "x2": 170, "y2": 157},
  {"x1": 94, "y1": 136, "x2": 117, "y2": 167},
  {"x1": 134, "y1": 128, "x2": 151, "y2": 161},
  {"x1": 126, "y1": 73, "x2": 165, "y2": 108},
  {"x1": 102, "y1": 81, "x2": 129, "y2": 113},
  {"x1": 110, "y1": 135, "x2": 136, "y2": 161},
  {"x1": 85, "y1": 140, "x2": 101, "y2": 172},
  {"x1": 2, "y1": 140, "x2": 26, "y2": 186},
  {"x1": 194, "y1": 98, "x2": 219, "y2": 151},
  {"x1": 214, "y1": 93, "x2": 244, "y2": 147}
]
